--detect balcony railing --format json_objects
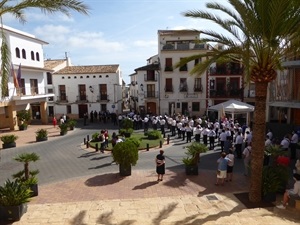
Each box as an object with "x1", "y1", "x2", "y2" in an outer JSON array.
[
  {"x1": 179, "y1": 85, "x2": 188, "y2": 92},
  {"x1": 209, "y1": 67, "x2": 244, "y2": 75},
  {"x1": 57, "y1": 95, "x2": 68, "y2": 103},
  {"x1": 144, "y1": 74, "x2": 157, "y2": 81},
  {"x1": 76, "y1": 95, "x2": 88, "y2": 102},
  {"x1": 194, "y1": 86, "x2": 203, "y2": 92},
  {"x1": 11, "y1": 86, "x2": 54, "y2": 97},
  {"x1": 210, "y1": 89, "x2": 243, "y2": 98},
  {"x1": 97, "y1": 94, "x2": 109, "y2": 102},
  {"x1": 161, "y1": 42, "x2": 209, "y2": 51},
  {"x1": 144, "y1": 91, "x2": 158, "y2": 98},
  {"x1": 165, "y1": 86, "x2": 173, "y2": 92}
]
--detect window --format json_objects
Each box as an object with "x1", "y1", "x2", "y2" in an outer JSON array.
[
  {"x1": 101, "y1": 104, "x2": 107, "y2": 112},
  {"x1": 48, "y1": 88, "x2": 54, "y2": 101},
  {"x1": 194, "y1": 78, "x2": 202, "y2": 92},
  {"x1": 48, "y1": 106, "x2": 54, "y2": 116},
  {"x1": 78, "y1": 84, "x2": 86, "y2": 101},
  {"x1": 20, "y1": 79, "x2": 25, "y2": 95},
  {"x1": 47, "y1": 72, "x2": 52, "y2": 84},
  {"x1": 30, "y1": 79, "x2": 38, "y2": 95},
  {"x1": 165, "y1": 58, "x2": 173, "y2": 71},
  {"x1": 165, "y1": 78, "x2": 173, "y2": 92},
  {"x1": 99, "y1": 84, "x2": 107, "y2": 100},
  {"x1": 59, "y1": 85, "x2": 67, "y2": 101},
  {"x1": 195, "y1": 58, "x2": 201, "y2": 66},
  {"x1": 179, "y1": 58, "x2": 188, "y2": 71},
  {"x1": 179, "y1": 78, "x2": 187, "y2": 92},
  {"x1": 15, "y1": 48, "x2": 20, "y2": 58},
  {"x1": 192, "y1": 102, "x2": 200, "y2": 111},
  {"x1": 145, "y1": 70, "x2": 156, "y2": 81},
  {"x1": 146, "y1": 84, "x2": 155, "y2": 97},
  {"x1": 36, "y1": 52, "x2": 40, "y2": 61},
  {"x1": 67, "y1": 105, "x2": 71, "y2": 114},
  {"x1": 31, "y1": 51, "x2": 35, "y2": 60},
  {"x1": 22, "y1": 49, "x2": 26, "y2": 59}
]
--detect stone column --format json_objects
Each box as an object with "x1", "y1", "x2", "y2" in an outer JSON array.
[
  {"x1": 40, "y1": 101, "x2": 48, "y2": 124},
  {"x1": 7, "y1": 104, "x2": 18, "y2": 130}
]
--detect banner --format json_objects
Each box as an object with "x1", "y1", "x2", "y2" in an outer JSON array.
[{"x1": 11, "y1": 63, "x2": 19, "y2": 88}]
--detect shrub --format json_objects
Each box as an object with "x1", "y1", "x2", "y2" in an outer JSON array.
[
  {"x1": 35, "y1": 129, "x2": 48, "y2": 139},
  {"x1": 126, "y1": 137, "x2": 141, "y2": 148},
  {"x1": 146, "y1": 130, "x2": 162, "y2": 140},
  {"x1": 112, "y1": 141, "x2": 138, "y2": 167},
  {"x1": 0, "y1": 134, "x2": 18, "y2": 144},
  {"x1": 91, "y1": 132, "x2": 100, "y2": 142}
]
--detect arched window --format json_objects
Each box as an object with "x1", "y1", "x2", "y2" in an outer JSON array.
[
  {"x1": 15, "y1": 48, "x2": 20, "y2": 58},
  {"x1": 22, "y1": 49, "x2": 26, "y2": 59},
  {"x1": 36, "y1": 52, "x2": 40, "y2": 61},
  {"x1": 31, "y1": 51, "x2": 35, "y2": 60}
]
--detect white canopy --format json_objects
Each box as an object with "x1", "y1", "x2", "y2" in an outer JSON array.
[
  {"x1": 208, "y1": 99, "x2": 254, "y2": 113},
  {"x1": 208, "y1": 99, "x2": 254, "y2": 123}
]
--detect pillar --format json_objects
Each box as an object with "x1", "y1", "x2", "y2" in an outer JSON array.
[
  {"x1": 40, "y1": 101, "x2": 48, "y2": 124},
  {"x1": 7, "y1": 104, "x2": 18, "y2": 130}
]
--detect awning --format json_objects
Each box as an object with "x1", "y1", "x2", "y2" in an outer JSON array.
[{"x1": 268, "y1": 101, "x2": 300, "y2": 109}]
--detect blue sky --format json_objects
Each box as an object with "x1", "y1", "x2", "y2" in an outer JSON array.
[{"x1": 4, "y1": 0, "x2": 230, "y2": 84}]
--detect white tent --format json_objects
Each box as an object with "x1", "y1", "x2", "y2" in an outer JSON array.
[{"x1": 208, "y1": 99, "x2": 254, "y2": 122}]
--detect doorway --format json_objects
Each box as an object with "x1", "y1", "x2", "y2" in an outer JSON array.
[{"x1": 78, "y1": 104, "x2": 88, "y2": 118}]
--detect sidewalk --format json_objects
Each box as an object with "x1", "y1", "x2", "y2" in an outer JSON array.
[{"x1": 1, "y1": 125, "x2": 300, "y2": 225}]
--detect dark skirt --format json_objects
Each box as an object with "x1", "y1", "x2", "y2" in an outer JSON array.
[{"x1": 227, "y1": 165, "x2": 233, "y2": 173}]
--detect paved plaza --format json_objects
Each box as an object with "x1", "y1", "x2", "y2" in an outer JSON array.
[{"x1": 0, "y1": 122, "x2": 299, "y2": 225}]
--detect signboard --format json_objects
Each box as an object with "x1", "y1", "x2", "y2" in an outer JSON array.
[{"x1": 112, "y1": 105, "x2": 115, "y2": 108}]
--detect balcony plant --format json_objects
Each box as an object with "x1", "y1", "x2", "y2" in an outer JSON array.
[
  {"x1": 1, "y1": 134, "x2": 18, "y2": 149},
  {"x1": 12, "y1": 152, "x2": 40, "y2": 197},
  {"x1": 112, "y1": 141, "x2": 139, "y2": 176},
  {"x1": 16, "y1": 110, "x2": 31, "y2": 131},
  {"x1": 35, "y1": 128, "x2": 48, "y2": 142},
  {"x1": 182, "y1": 142, "x2": 208, "y2": 175},
  {"x1": 0, "y1": 179, "x2": 31, "y2": 221},
  {"x1": 59, "y1": 123, "x2": 68, "y2": 135}
]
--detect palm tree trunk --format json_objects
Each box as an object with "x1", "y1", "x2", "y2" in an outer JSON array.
[{"x1": 249, "y1": 82, "x2": 268, "y2": 202}]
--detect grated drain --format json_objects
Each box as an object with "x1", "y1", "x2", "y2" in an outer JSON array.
[{"x1": 206, "y1": 195, "x2": 219, "y2": 201}]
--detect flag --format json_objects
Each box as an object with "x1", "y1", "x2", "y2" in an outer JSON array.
[
  {"x1": 17, "y1": 63, "x2": 21, "y2": 87},
  {"x1": 11, "y1": 63, "x2": 19, "y2": 88}
]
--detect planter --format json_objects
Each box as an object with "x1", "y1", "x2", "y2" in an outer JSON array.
[
  {"x1": 19, "y1": 125, "x2": 27, "y2": 131},
  {"x1": 60, "y1": 131, "x2": 68, "y2": 136},
  {"x1": 30, "y1": 184, "x2": 38, "y2": 197},
  {"x1": 69, "y1": 126, "x2": 74, "y2": 130},
  {"x1": 119, "y1": 164, "x2": 131, "y2": 176},
  {"x1": 0, "y1": 204, "x2": 27, "y2": 221},
  {"x1": 185, "y1": 164, "x2": 199, "y2": 175},
  {"x1": 263, "y1": 192, "x2": 276, "y2": 202},
  {"x1": 36, "y1": 137, "x2": 48, "y2": 142},
  {"x1": 2, "y1": 142, "x2": 16, "y2": 149}
]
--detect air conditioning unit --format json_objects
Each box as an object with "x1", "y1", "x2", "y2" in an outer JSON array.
[{"x1": 249, "y1": 90, "x2": 255, "y2": 97}]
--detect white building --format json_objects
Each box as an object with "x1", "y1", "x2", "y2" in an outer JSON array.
[
  {"x1": 51, "y1": 64, "x2": 123, "y2": 118},
  {"x1": 158, "y1": 30, "x2": 210, "y2": 116},
  {"x1": 0, "y1": 25, "x2": 53, "y2": 130}
]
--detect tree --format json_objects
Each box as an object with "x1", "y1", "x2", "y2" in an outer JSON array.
[
  {"x1": 0, "y1": 0, "x2": 90, "y2": 97},
  {"x1": 177, "y1": 0, "x2": 300, "y2": 202}
]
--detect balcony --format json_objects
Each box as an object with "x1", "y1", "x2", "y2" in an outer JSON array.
[
  {"x1": 161, "y1": 42, "x2": 209, "y2": 51},
  {"x1": 209, "y1": 66, "x2": 243, "y2": 75},
  {"x1": 11, "y1": 86, "x2": 54, "y2": 100},
  {"x1": 210, "y1": 88, "x2": 243, "y2": 98},
  {"x1": 76, "y1": 95, "x2": 88, "y2": 102},
  {"x1": 165, "y1": 86, "x2": 173, "y2": 92},
  {"x1": 164, "y1": 66, "x2": 173, "y2": 72},
  {"x1": 57, "y1": 95, "x2": 68, "y2": 103},
  {"x1": 97, "y1": 94, "x2": 109, "y2": 102},
  {"x1": 144, "y1": 74, "x2": 157, "y2": 81},
  {"x1": 179, "y1": 85, "x2": 188, "y2": 92},
  {"x1": 144, "y1": 91, "x2": 158, "y2": 98},
  {"x1": 194, "y1": 86, "x2": 203, "y2": 92}
]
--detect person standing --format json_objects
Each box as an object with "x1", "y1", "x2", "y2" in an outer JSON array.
[
  {"x1": 235, "y1": 131, "x2": 244, "y2": 159},
  {"x1": 186, "y1": 124, "x2": 193, "y2": 143},
  {"x1": 290, "y1": 131, "x2": 299, "y2": 160},
  {"x1": 242, "y1": 143, "x2": 252, "y2": 176},
  {"x1": 219, "y1": 129, "x2": 227, "y2": 152},
  {"x1": 208, "y1": 127, "x2": 216, "y2": 150},
  {"x1": 90, "y1": 111, "x2": 94, "y2": 123},
  {"x1": 202, "y1": 126, "x2": 209, "y2": 146},
  {"x1": 52, "y1": 117, "x2": 57, "y2": 128},
  {"x1": 216, "y1": 152, "x2": 231, "y2": 186},
  {"x1": 226, "y1": 149, "x2": 235, "y2": 182},
  {"x1": 156, "y1": 150, "x2": 165, "y2": 181}
]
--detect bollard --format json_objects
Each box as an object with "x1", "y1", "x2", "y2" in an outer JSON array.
[
  {"x1": 95, "y1": 143, "x2": 99, "y2": 152},
  {"x1": 167, "y1": 135, "x2": 170, "y2": 144},
  {"x1": 160, "y1": 140, "x2": 162, "y2": 148},
  {"x1": 87, "y1": 135, "x2": 90, "y2": 142},
  {"x1": 86, "y1": 141, "x2": 89, "y2": 148},
  {"x1": 163, "y1": 132, "x2": 166, "y2": 138},
  {"x1": 147, "y1": 143, "x2": 149, "y2": 151},
  {"x1": 84, "y1": 138, "x2": 86, "y2": 145}
]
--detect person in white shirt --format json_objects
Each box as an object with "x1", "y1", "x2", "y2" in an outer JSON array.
[
  {"x1": 143, "y1": 116, "x2": 149, "y2": 132},
  {"x1": 177, "y1": 121, "x2": 182, "y2": 139},
  {"x1": 171, "y1": 119, "x2": 177, "y2": 136},
  {"x1": 265, "y1": 135, "x2": 272, "y2": 148},
  {"x1": 290, "y1": 131, "x2": 299, "y2": 159},
  {"x1": 202, "y1": 126, "x2": 209, "y2": 145},
  {"x1": 208, "y1": 127, "x2": 216, "y2": 150},
  {"x1": 219, "y1": 129, "x2": 227, "y2": 152},
  {"x1": 159, "y1": 117, "x2": 166, "y2": 135},
  {"x1": 242, "y1": 144, "x2": 252, "y2": 176},
  {"x1": 235, "y1": 131, "x2": 244, "y2": 159},
  {"x1": 280, "y1": 134, "x2": 291, "y2": 151},
  {"x1": 185, "y1": 124, "x2": 193, "y2": 143},
  {"x1": 194, "y1": 125, "x2": 202, "y2": 142},
  {"x1": 152, "y1": 116, "x2": 158, "y2": 130},
  {"x1": 226, "y1": 149, "x2": 235, "y2": 181},
  {"x1": 266, "y1": 129, "x2": 273, "y2": 141}
]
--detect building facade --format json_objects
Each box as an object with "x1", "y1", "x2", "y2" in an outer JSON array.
[{"x1": 0, "y1": 25, "x2": 53, "y2": 130}]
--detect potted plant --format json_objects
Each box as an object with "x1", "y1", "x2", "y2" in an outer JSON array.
[
  {"x1": 12, "y1": 152, "x2": 40, "y2": 197},
  {"x1": 121, "y1": 118, "x2": 134, "y2": 138},
  {"x1": 59, "y1": 123, "x2": 68, "y2": 135},
  {"x1": 145, "y1": 130, "x2": 162, "y2": 140},
  {"x1": 112, "y1": 141, "x2": 139, "y2": 176},
  {"x1": 1, "y1": 134, "x2": 18, "y2": 149},
  {"x1": 16, "y1": 110, "x2": 31, "y2": 131},
  {"x1": 67, "y1": 119, "x2": 77, "y2": 130},
  {"x1": 0, "y1": 179, "x2": 31, "y2": 221},
  {"x1": 182, "y1": 142, "x2": 208, "y2": 175},
  {"x1": 35, "y1": 128, "x2": 48, "y2": 142}
]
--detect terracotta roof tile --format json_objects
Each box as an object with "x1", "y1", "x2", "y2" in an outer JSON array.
[
  {"x1": 44, "y1": 59, "x2": 66, "y2": 70},
  {"x1": 55, "y1": 65, "x2": 119, "y2": 74}
]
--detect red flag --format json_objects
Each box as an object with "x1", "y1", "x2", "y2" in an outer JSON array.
[{"x1": 11, "y1": 63, "x2": 19, "y2": 88}]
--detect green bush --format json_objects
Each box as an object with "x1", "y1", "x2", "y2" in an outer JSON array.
[
  {"x1": 35, "y1": 129, "x2": 48, "y2": 139},
  {"x1": 0, "y1": 134, "x2": 18, "y2": 144},
  {"x1": 112, "y1": 141, "x2": 138, "y2": 167},
  {"x1": 183, "y1": 142, "x2": 208, "y2": 166},
  {"x1": 91, "y1": 132, "x2": 100, "y2": 142},
  {"x1": 121, "y1": 118, "x2": 133, "y2": 131},
  {"x1": 119, "y1": 128, "x2": 133, "y2": 135},
  {"x1": 146, "y1": 130, "x2": 162, "y2": 140},
  {"x1": 126, "y1": 137, "x2": 141, "y2": 148}
]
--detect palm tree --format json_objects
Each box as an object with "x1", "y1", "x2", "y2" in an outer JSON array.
[
  {"x1": 14, "y1": 152, "x2": 40, "y2": 180},
  {"x1": 177, "y1": 0, "x2": 300, "y2": 202},
  {"x1": 0, "y1": 0, "x2": 90, "y2": 97}
]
